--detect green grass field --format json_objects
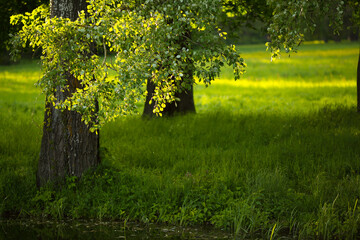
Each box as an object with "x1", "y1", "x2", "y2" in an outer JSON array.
[{"x1": 1, "y1": 42, "x2": 360, "y2": 239}]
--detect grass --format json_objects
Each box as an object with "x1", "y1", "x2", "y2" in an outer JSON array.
[{"x1": 1, "y1": 41, "x2": 360, "y2": 239}]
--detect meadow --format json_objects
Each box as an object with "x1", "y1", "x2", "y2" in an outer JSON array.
[{"x1": 0, "y1": 42, "x2": 359, "y2": 239}]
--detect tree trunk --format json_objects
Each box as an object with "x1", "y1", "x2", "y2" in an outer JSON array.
[
  {"x1": 37, "y1": 0, "x2": 100, "y2": 187},
  {"x1": 357, "y1": 46, "x2": 360, "y2": 113}
]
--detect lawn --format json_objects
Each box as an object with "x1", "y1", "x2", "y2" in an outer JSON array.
[{"x1": 0, "y1": 41, "x2": 359, "y2": 239}]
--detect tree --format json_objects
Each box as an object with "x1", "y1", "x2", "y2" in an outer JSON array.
[
  {"x1": 347, "y1": 0, "x2": 360, "y2": 112},
  {"x1": 11, "y1": 0, "x2": 100, "y2": 187},
  {"x1": 142, "y1": 18, "x2": 196, "y2": 117},
  {"x1": 37, "y1": 0, "x2": 100, "y2": 187},
  {"x1": 140, "y1": 0, "x2": 246, "y2": 117},
  {"x1": 142, "y1": 30, "x2": 196, "y2": 117},
  {"x1": 143, "y1": 66, "x2": 196, "y2": 117},
  {"x1": 10, "y1": 0, "x2": 245, "y2": 185},
  {"x1": 142, "y1": 0, "x2": 272, "y2": 117}
]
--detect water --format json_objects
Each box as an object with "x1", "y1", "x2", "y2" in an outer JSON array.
[{"x1": 0, "y1": 219, "x2": 232, "y2": 239}]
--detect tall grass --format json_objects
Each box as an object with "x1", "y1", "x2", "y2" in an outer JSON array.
[{"x1": 0, "y1": 42, "x2": 359, "y2": 239}]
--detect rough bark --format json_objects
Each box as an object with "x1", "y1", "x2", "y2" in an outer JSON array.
[
  {"x1": 357, "y1": 46, "x2": 360, "y2": 113},
  {"x1": 50, "y1": 0, "x2": 86, "y2": 20},
  {"x1": 143, "y1": 80, "x2": 196, "y2": 117},
  {"x1": 37, "y1": 0, "x2": 100, "y2": 187}
]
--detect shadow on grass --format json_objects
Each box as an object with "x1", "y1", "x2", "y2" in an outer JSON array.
[{"x1": 1, "y1": 105, "x2": 359, "y2": 239}]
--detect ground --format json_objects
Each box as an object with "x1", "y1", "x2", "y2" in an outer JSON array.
[{"x1": 0, "y1": 41, "x2": 359, "y2": 239}]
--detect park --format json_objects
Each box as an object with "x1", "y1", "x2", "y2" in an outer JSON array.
[{"x1": 0, "y1": 0, "x2": 359, "y2": 239}]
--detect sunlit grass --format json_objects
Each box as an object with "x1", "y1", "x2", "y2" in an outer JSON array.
[
  {"x1": 193, "y1": 41, "x2": 358, "y2": 115},
  {"x1": 0, "y1": 60, "x2": 42, "y2": 94},
  {"x1": 207, "y1": 78, "x2": 355, "y2": 88},
  {"x1": 229, "y1": 42, "x2": 358, "y2": 83}
]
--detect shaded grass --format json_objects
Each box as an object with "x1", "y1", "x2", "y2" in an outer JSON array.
[{"x1": 0, "y1": 42, "x2": 359, "y2": 239}]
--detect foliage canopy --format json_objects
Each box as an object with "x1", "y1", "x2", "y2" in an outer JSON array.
[{"x1": 10, "y1": 0, "x2": 246, "y2": 130}]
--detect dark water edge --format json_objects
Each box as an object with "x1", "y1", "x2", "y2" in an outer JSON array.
[{"x1": 0, "y1": 219, "x2": 233, "y2": 239}]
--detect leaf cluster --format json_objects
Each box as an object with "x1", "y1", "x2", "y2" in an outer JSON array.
[{"x1": 265, "y1": 0, "x2": 351, "y2": 59}]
